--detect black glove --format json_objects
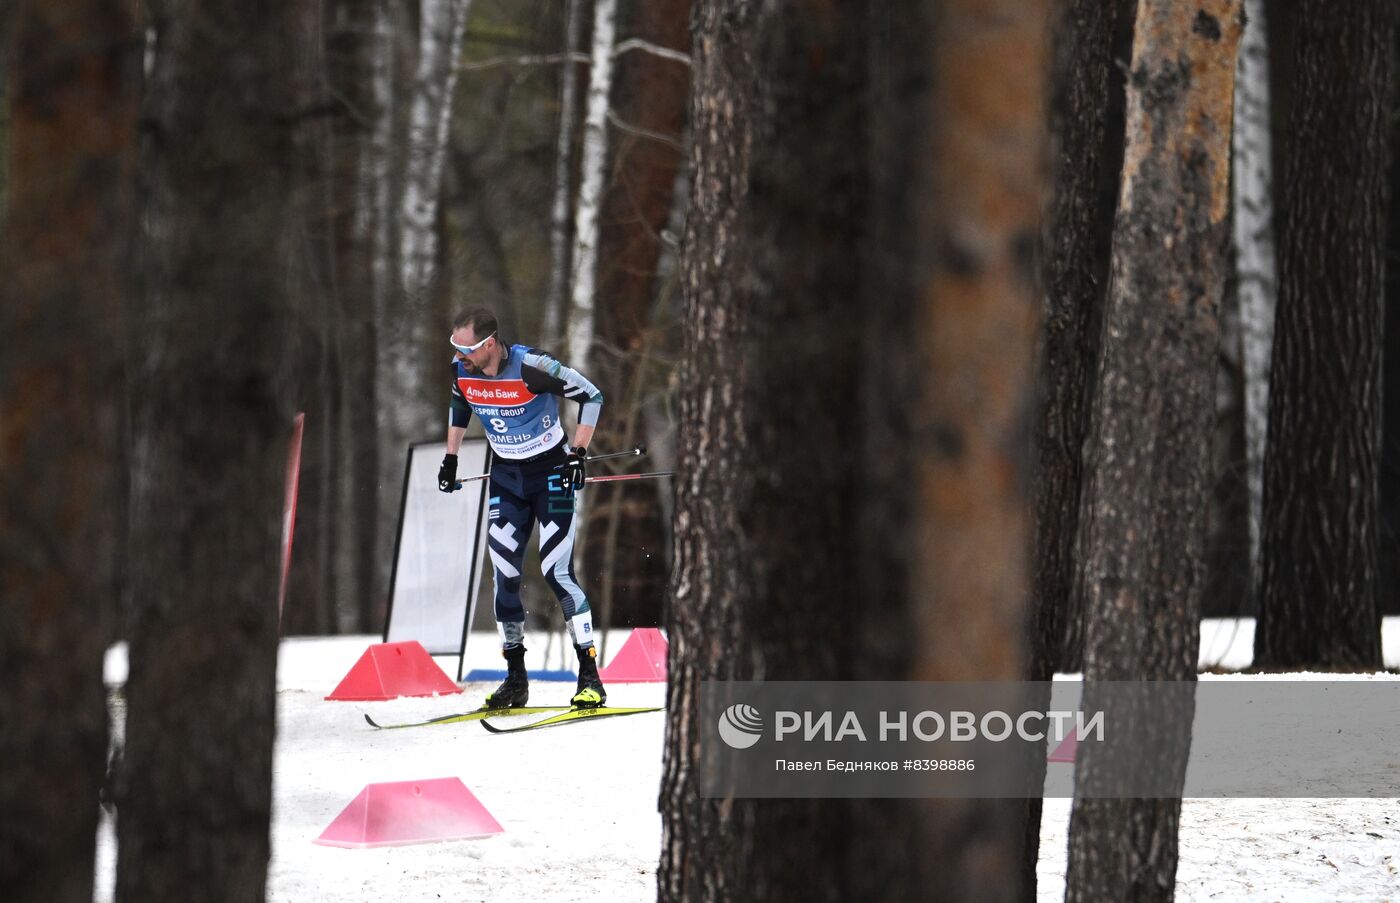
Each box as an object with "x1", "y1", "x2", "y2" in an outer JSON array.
[
  {"x1": 561, "y1": 448, "x2": 587, "y2": 491},
  {"x1": 438, "y1": 453, "x2": 459, "y2": 492}
]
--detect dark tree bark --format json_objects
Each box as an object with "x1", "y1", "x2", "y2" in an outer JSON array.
[
  {"x1": 282, "y1": 0, "x2": 340, "y2": 635},
  {"x1": 660, "y1": 1, "x2": 1046, "y2": 900},
  {"x1": 1382, "y1": 23, "x2": 1400, "y2": 619},
  {"x1": 583, "y1": 0, "x2": 690, "y2": 631},
  {"x1": 1032, "y1": 0, "x2": 1130, "y2": 681},
  {"x1": 115, "y1": 1, "x2": 301, "y2": 899},
  {"x1": 1065, "y1": 3, "x2": 1242, "y2": 902},
  {"x1": 324, "y1": 0, "x2": 385, "y2": 633},
  {"x1": 0, "y1": 3, "x2": 138, "y2": 900},
  {"x1": 1255, "y1": 0, "x2": 1396, "y2": 669}
]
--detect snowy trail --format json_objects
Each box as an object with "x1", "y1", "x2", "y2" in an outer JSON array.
[{"x1": 95, "y1": 624, "x2": 1399, "y2": 902}]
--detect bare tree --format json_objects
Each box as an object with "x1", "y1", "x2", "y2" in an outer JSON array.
[
  {"x1": 1232, "y1": 0, "x2": 1277, "y2": 592},
  {"x1": 542, "y1": 0, "x2": 585, "y2": 348},
  {"x1": 0, "y1": 3, "x2": 138, "y2": 900},
  {"x1": 583, "y1": 0, "x2": 690, "y2": 631},
  {"x1": 565, "y1": 0, "x2": 619, "y2": 371},
  {"x1": 1065, "y1": 3, "x2": 1242, "y2": 901},
  {"x1": 1255, "y1": 0, "x2": 1396, "y2": 670},
  {"x1": 116, "y1": 0, "x2": 302, "y2": 898}
]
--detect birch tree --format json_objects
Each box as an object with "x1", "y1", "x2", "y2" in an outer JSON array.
[
  {"x1": 1255, "y1": 0, "x2": 1395, "y2": 669},
  {"x1": 565, "y1": 0, "x2": 618, "y2": 372},
  {"x1": 373, "y1": 0, "x2": 472, "y2": 609},
  {"x1": 0, "y1": 3, "x2": 138, "y2": 900},
  {"x1": 1065, "y1": 4, "x2": 1242, "y2": 901},
  {"x1": 542, "y1": 0, "x2": 585, "y2": 348},
  {"x1": 1232, "y1": 0, "x2": 1276, "y2": 592}
]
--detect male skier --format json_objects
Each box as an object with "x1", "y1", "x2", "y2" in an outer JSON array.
[{"x1": 437, "y1": 308, "x2": 607, "y2": 708}]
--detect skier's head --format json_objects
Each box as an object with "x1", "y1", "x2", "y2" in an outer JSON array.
[{"x1": 451, "y1": 308, "x2": 502, "y2": 373}]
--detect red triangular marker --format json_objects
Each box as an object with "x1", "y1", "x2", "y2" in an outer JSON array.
[
  {"x1": 1047, "y1": 731, "x2": 1078, "y2": 763},
  {"x1": 314, "y1": 778, "x2": 503, "y2": 848},
  {"x1": 598, "y1": 628, "x2": 668, "y2": 683},
  {"x1": 324, "y1": 641, "x2": 462, "y2": 701}
]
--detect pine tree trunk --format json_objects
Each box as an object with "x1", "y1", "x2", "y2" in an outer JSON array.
[
  {"x1": 1032, "y1": 0, "x2": 1128, "y2": 681},
  {"x1": 661, "y1": 1, "x2": 1047, "y2": 899},
  {"x1": 325, "y1": 0, "x2": 387, "y2": 633},
  {"x1": 283, "y1": 0, "x2": 339, "y2": 635},
  {"x1": 1065, "y1": 3, "x2": 1242, "y2": 901},
  {"x1": 116, "y1": 1, "x2": 300, "y2": 898},
  {"x1": 0, "y1": 3, "x2": 138, "y2": 900},
  {"x1": 1254, "y1": 0, "x2": 1395, "y2": 669}
]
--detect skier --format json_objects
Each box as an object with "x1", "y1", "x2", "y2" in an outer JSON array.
[{"x1": 437, "y1": 308, "x2": 607, "y2": 709}]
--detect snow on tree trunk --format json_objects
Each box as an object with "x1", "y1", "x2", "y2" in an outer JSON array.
[
  {"x1": 1232, "y1": 0, "x2": 1276, "y2": 593},
  {"x1": 543, "y1": 0, "x2": 584, "y2": 349},
  {"x1": 566, "y1": 0, "x2": 619, "y2": 372}
]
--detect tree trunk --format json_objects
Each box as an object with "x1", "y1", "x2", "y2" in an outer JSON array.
[
  {"x1": 565, "y1": 0, "x2": 619, "y2": 372},
  {"x1": 1065, "y1": 4, "x2": 1241, "y2": 902},
  {"x1": 1254, "y1": 0, "x2": 1395, "y2": 669},
  {"x1": 372, "y1": 0, "x2": 472, "y2": 623},
  {"x1": 282, "y1": 0, "x2": 339, "y2": 635},
  {"x1": 325, "y1": 0, "x2": 388, "y2": 633},
  {"x1": 0, "y1": 3, "x2": 138, "y2": 900},
  {"x1": 542, "y1": 0, "x2": 585, "y2": 349},
  {"x1": 1032, "y1": 0, "x2": 1128, "y2": 681},
  {"x1": 1233, "y1": 0, "x2": 1277, "y2": 597},
  {"x1": 583, "y1": 0, "x2": 690, "y2": 631},
  {"x1": 660, "y1": 1, "x2": 1047, "y2": 900},
  {"x1": 116, "y1": 1, "x2": 300, "y2": 898}
]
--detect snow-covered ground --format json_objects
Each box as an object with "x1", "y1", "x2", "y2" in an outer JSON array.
[{"x1": 96, "y1": 620, "x2": 1400, "y2": 902}]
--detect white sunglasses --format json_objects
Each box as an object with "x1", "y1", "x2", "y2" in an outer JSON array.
[{"x1": 450, "y1": 332, "x2": 495, "y2": 355}]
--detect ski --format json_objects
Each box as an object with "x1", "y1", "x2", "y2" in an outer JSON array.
[
  {"x1": 480, "y1": 706, "x2": 663, "y2": 734},
  {"x1": 364, "y1": 705, "x2": 568, "y2": 731}
]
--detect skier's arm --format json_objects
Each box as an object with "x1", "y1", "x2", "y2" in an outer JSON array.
[
  {"x1": 520, "y1": 350, "x2": 604, "y2": 445},
  {"x1": 440, "y1": 363, "x2": 473, "y2": 490}
]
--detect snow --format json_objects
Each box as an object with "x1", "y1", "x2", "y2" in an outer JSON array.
[{"x1": 96, "y1": 620, "x2": 1400, "y2": 902}]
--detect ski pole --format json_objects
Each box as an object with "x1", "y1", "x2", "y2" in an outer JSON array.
[
  {"x1": 583, "y1": 471, "x2": 673, "y2": 484},
  {"x1": 453, "y1": 445, "x2": 648, "y2": 487}
]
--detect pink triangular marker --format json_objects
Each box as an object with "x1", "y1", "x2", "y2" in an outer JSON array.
[
  {"x1": 597, "y1": 628, "x2": 668, "y2": 683},
  {"x1": 1047, "y1": 731, "x2": 1078, "y2": 763},
  {"x1": 314, "y1": 778, "x2": 504, "y2": 848},
  {"x1": 324, "y1": 641, "x2": 462, "y2": 701}
]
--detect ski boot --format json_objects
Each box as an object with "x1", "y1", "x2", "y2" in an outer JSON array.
[
  {"x1": 484, "y1": 645, "x2": 529, "y2": 708},
  {"x1": 571, "y1": 644, "x2": 607, "y2": 708}
]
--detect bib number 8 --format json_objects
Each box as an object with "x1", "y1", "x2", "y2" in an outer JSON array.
[{"x1": 490, "y1": 417, "x2": 508, "y2": 433}]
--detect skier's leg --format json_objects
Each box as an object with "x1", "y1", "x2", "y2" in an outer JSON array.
[
  {"x1": 533, "y1": 472, "x2": 605, "y2": 707},
  {"x1": 534, "y1": 471, "x2": 594, "y2": 648},
  {"x1": 483, "y1": 478, "x2": 534, "y2": 707}
]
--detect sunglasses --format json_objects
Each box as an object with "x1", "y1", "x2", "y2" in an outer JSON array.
[{"x1": 450, "y1": 332, "x2": 495, "y2": 355}]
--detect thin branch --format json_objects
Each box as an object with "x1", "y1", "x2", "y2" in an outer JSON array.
[
  {"x1": 607, "y1": 110, "x2": 685, "y2": 152},
  {"x1": 612, "y1": 38, "x2": 691, "y2": 65},
  {"x1": 458, "y1": 39, "x2": 689, "y2": 74}
]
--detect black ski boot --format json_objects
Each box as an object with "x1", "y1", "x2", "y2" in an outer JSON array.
[
  {"x1": 572, "y1": 644, "x2": 607, "y2": 708},
  {"x1": 484, "y1": 645, "x2": 529, "y2": 708}
]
